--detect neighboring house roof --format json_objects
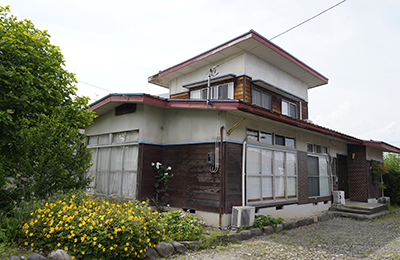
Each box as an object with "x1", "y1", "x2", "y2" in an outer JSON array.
[
  {"x1": 148, "y1": 30, "x2": 329, "y2": 89},
  {"x1": 88, "y1": 94, "x2": 400, "y2": 153}
]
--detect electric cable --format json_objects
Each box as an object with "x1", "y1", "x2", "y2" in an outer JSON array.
[{"x1": 78, "y1": 80, "x2": 113, "y2": 93}]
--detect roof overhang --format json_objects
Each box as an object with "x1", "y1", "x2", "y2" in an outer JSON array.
[
  {"x1": 148, "y1": 30, "x2": 328, "y2": 89},
  {"x1": 363, "y1": 141, "x2": 400, "y2": 154},
  {"x1": 252, "y1": 79, "x2": 306, "y2": 102},
  {"x1": 182, "y1": 74, "x2": 236, "y2": 89}
]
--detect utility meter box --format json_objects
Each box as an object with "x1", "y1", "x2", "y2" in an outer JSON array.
[{"x1": 207, "y1": 152, "x2": 215, "y2": 166}]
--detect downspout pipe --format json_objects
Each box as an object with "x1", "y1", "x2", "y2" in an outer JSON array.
[
  {"x1": 242, "y1": 140, "x2": 246, "y2": 206},
  {"x1": 219, "y1": 126, "x2": 225, "y2": 228}
]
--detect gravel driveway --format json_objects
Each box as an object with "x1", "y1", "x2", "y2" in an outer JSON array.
[{"x1": 170, "y1": 210, "x2": 400, "y2": 259}]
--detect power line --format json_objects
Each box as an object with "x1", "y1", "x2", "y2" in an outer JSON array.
[
  {"x1": 78, "y1": 80, "x2": 113, "y2": 93},
  {"x1": 211, "y1": 0, "x2": 346, "y2": 74}
]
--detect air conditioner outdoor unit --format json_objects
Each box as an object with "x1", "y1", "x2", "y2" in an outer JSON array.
[
  {"x1": 332, "y1": 191, "x2": 345, "y2": 205},
  {"x1": 231, "y1": 206, "x2": 255, "y2": 228}
]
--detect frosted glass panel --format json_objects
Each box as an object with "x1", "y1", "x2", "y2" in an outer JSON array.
[
  {"x1": 287, "y1": 177, "x2": 296, "y2": 197},
  {"x1": 247, "y1": 176, "x2": 261, "y2": 201},
  {"x1": 125, "y1": 131, "x2": 139, "y2": 143},
  {"x1": 275, "y1": 177, "x2": 285, "y2": 198},
  {"x1": 286, "y1": 153, "x2": 296, "y2": 176},
  {"x1": 261, "y1": 150, "x2": 272, "y2": 175},
  {"x1": 124, "y1": 146, "x2": 138, "y2": 171},
  {"x1": 247, "y1": 147, "x2": 261, "y2": 174},
  {"x1": 320, "y1": 176, "x2": 330, "y2": 196},
  {"x1": 319, "y1": 157, "x2": 328, "y2": 176},
  {"x1": 262, "y1": 177, "x2": 273, "y2": 199},
  {"x1": 111, "y1": 147, "x2": 123, "y2": 171},
  {"x1": 113, "y1": 132, "x2": 125, "y2": 144},
  {"x1": 274, "y1": 152, "x2": 285, "y2": 175},
  {"x1": 98, "y1": 134, "x2": 109, "y2": 145}
]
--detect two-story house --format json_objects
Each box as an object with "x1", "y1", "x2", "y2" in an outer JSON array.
[{"x1": 85, "y1": 30, "x2": 400, "y2": 227}]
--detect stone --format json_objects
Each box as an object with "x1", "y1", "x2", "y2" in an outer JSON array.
[
  {"x1": 298, "y1": 218, "x2": 312, "y2": 227},
  {"x1": 171, "y1": 241, "x2": 188, "y2": 254},
  {"x1": 283, "y1": 221, "x2": 299, "y2": 230},
  {"x1": 312, "y1": 216, "x2": 318, "y2": 223},
  {"x1": 215, "y1": 234, "x2": 228, "y2": 243},
  {"x1": 239, "y1": 230, "x2": 252, "y2": 240},
  {"x1": 27, "y1": 253, "x2": 47, "y2": 260},
  {"x1": 250, "y1": 228, "x2": 262, "y2": 236},
  {"x1": 9, "y1": 256, "x2": 24, "y2": 260},
  {"x1": 276, "y1": 224, "x2": 284, "y2": 232},
  {"x1": 48, "y1": 249, "x2": 71, "y2": 260},
  {"x1": 155, "y1": 241, "x2": 174, "y2": 257},
  {"x1": 181, "y1": 241, "x2": 200, "y2": 251},
  {"x1": 144, "y1": 247, "x2": 158, "y2": 259},
  {"x1": 263, "y1": 225, "x2": 274, "y2": 235},
  {"x1": 227, "y1": 232, "x2": 241, "y2": 242}
]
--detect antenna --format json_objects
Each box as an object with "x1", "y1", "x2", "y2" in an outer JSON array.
[{"x1": 207, "y1": 66, "x2": 219, "y2": 107}]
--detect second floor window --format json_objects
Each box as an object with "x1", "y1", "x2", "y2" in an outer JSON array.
[
  {"x1": 252, "y1": 88, "x2": 271, "y2": 110},
  {"x1": 282, "y1": 100, "x2": 297, "y2": 118},
  {"x1": 190, "y1": 83, "x2": 233, "y2": 100}
]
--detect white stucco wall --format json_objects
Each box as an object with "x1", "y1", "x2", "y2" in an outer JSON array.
[
  {"x1": 169, "y1": 55, "x2": 245, "y2": 95},
  {"x1": 244, "y1": 52, "x2": 309, "y2": 101},
  {"x1": 366, "y1": 146, "x2": 383, "y2": 162}
]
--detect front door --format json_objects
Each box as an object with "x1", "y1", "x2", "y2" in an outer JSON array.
[{"x1": 337, "y1": 154, "x2": 349, "y2": 199}]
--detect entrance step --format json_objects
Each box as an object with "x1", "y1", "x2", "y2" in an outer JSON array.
[{"x1": 329, "y1": 201, "x2": 388, "y2": 215}]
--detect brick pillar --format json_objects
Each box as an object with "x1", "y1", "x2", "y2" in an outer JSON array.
[
  {"x1": 297, "y1": 151, "x2": 309, "y2": 204},
  {"x1": 347, "y1": 144, "x2": 368, "y2": 202}
]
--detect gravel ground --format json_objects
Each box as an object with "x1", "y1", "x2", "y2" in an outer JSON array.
[{"x1": 170, "y1": 210, "x2": 400, "y2": 259}]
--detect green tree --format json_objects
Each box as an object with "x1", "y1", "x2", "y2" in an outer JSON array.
[
  {"x1": 0, "y1": 6, "x2": 95, "y2": 212},
  {"x1": 383, "y1": 153, "x2": 400, "y2": 205}
]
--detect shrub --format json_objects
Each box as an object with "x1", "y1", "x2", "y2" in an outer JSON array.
[
  {"x1": 20, "y1": 190, "x2": 166, "y2": 259},
  {"x1": 163, "y1": 210, "x2": 204, "y2": 241},
  {"x1": 252, "y1": 215, "x2": 283, "y2": 232}
]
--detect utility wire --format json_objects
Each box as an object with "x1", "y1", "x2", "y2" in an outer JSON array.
[
  {"x1": 209, "y1": 0, "x2": 346, "y2": 75},
  {"x1": 78, "y1": 80, "x2": 113, "y2": 93}
]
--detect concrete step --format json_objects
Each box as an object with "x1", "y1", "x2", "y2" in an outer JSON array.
[{"x1": 329, "y1": 202, "x2": 388, "y2": 215}]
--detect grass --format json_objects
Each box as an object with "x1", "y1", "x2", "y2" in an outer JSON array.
[{"x1": 0, "y1": 243, "x2": 32, "y2": 259}]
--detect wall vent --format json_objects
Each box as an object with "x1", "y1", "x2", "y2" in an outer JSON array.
[{"x1": 231, "y1": 206, "x2": 255, "y2": 228}]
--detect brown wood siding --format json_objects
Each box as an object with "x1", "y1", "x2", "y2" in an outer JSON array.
[
  {"x1": 224, "y1": 142, "x2": 243, "y2": 213},
  {"x1": 234, "y1": 77, "x2": 244, "y2": 101},
  {"x1": 234, "y1": 76, "x2": 252, "y2": 102},
  {"x1": 170, "y1": 91, "x2": 190, "y2": 99},
  {"x1": 272, "y1": 94, "x2": 281, "y2": 114},
  {"x1": 162, "y1": 143, "x2": 221, "y2": 213},
  {"x1": 301, "y1": 101, "x2": 308, "y2": 120},
  {"x1": 337, "y1": 154, "x2": 349, "y2": 199},
  {"x1": 138, "y1": 143, "x2": 163, "y2": 201}
]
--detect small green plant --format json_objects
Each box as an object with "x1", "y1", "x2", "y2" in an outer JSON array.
[
  {"x1": 163, "y1": 210, "x2": 204, "y2": 241},
  {"x1": 252, "y1": 215, "x2": 283, "y2": 232},
  {"x1": 152, "y1": 162, "x2": 173, "y2": 212},
  {"x1": 0, "y1": 217, "x2": 19, "y2": 243},
  {"x1": 200, "y1": 239, "x2": 212, "y2": 249}
]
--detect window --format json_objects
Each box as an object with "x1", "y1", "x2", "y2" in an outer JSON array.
[
  {"x1": 252, "y1": 88, "x2": 272, "y2": 110},
  {"x1": 86, "y1": 131, "x2": 139, "y2": 198},
  {"x1": 282, "y1": 100, "x2": 297, "y2": 118},
  {"x1": 247, "y1": 146, "x2": 297, "y2": 204},
  {"x1": 307, "y1": 143, "x2": 328, "y2": 154},
  {"x1": 246, "y1": 129, "x2": 272, "y2": 144},
  {"x1": 247, "y1": 129, "x2": 295, "y2": 148},
  {"x1": 190, "y1": 83, "x2": 233, "y2": 100},
  {"x1": 308, "y1": 155, "x2": 330, "y2": 197}
]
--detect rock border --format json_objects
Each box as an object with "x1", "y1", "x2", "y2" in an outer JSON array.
[{"x1": 11, "y1": 211, "x2": 390, "y2": 259}]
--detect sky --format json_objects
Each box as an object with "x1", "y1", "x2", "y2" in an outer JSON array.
[{"x1": 3, "y1": 0, "x2": 400, "y2": 148}]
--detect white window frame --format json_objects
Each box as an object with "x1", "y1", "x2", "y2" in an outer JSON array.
[
  {"x1": 246, "y1": 144, "x2": 298, "y2": 205},
  {"x1": 282, "y1": 100, "x2": 297, "y2": 118},
  {"x1": 307, "y1": 154, "x2": 330, "y2": 197},
  {"x1": 86, "y1": 130, "x2": 139, "y2": 199},
  {"x1": 190, "y1": 82, "x2": 234, "y2": 100}
]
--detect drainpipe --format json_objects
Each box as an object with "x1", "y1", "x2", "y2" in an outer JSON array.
[
  {"x1": 242, "y1": 140, "x2": 247, "y2": 206},
  {"x1": 219, "y1": 126, "x2": 225, "y2": 228}
]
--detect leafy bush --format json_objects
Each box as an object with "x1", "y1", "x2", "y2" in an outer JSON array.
[
  {"x1": 0, "y1": 217, "x2": 19, "y2": 243},
  {"x1": 20, "y1": 190, "x2": 166, "y2": 259},
  {"x1": 163, "y1": 210, "x2": 204, "y2": 241},
  {"x1": 252, "y1": 215, "x2": 283, "y2": 232}
]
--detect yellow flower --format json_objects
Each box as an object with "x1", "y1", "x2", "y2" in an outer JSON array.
[
  {"x1": 64, "y1": 246, "x2": 68, "y2": 251},
  {"x1": 81, "y1": 251, "x2": 85, "y2": 255},
  {"x1": 126, "y1": 242, "x2": 129, "y2": 246}
]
